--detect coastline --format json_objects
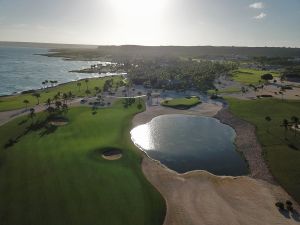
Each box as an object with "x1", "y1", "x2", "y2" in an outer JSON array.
[
  {"x1": 133, "y1": 103, "x2": 300, "y2": 225},
  {"x1": 0, "y1": 74, "x2": 123, "y2": 98}
]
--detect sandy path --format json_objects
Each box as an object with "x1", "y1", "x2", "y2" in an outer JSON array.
[
  {"x1": 214, "y1": 108, "x2": 274, "y2": 183},
  {"x1": 133, "y1": 103, "x2": 300, "y2": 225},
  {"x1": 132, "y1": 102, "x2": 222, "y2": 127}
]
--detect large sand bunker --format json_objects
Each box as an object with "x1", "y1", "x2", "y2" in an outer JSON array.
[{"x1": 142, "y1": 157, "x2": 300, "y2": 225}]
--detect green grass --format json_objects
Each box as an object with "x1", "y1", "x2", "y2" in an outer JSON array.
[
  {"x1": 231, "y1": 68, "x2": 281, "y2": 85},
  {"x1": 0, "y1": 76, "x2": 123, "y2": 112},
  {"x1": 0, "y1": 101, "x2": 166, "y2": 225},
  {"x1": 207, "y1": 87, "x2": 241, "y2": 95},
  {"x1": 161, "y1": 96, "x2": 201, "y2": 109},
  {"x1": 226, "y1": 97, "x2": 300, "y2": 203}
]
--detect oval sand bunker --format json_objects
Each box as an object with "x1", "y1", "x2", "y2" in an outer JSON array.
[
  {"x1": 48, "y1": 116, "x2": 69, "y2": 126},
  {"x1": 101, "y1": 148, "x2": 122, "y2": 160}
]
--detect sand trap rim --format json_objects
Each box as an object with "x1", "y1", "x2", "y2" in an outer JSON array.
[
  {"x1": 48, "y1": 115, "x2": 69, "y2": 126},
  {"x1": 101, "y1": 147, "x2": 123, "y2": 160}
]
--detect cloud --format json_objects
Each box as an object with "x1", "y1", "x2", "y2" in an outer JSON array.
[
  {"x1": 254, "y1": 12, "x2": 267, "y2": 19},
  {"x1": 249, "y1": 2, "x2": 264, "y2": 9}
]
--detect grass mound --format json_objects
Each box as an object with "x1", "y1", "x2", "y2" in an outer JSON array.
[{"x1": 161, "y1": 96, "x2": 201, "y2": 109}]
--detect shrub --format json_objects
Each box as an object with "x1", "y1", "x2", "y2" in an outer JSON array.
[
  {"x1": 261, "y1": 74, "x2": 274, "y2": 81},
  {"x1": 275, "y1": 202, "x2": 285, "y2": 210},
  {"x1": 286, "y1": 200, "x2": 293, "y2": 211}
]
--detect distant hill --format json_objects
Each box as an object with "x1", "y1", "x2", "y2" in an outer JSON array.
[
  {"x1": 96, "y1": 45, "x2": 300, "y2": 58},
  {"x1": 0, "y1": 41, "x2": 97, "y2": 49},
  {"x1": 10, "y1": 42, "x2": 298, "y2": 60}
]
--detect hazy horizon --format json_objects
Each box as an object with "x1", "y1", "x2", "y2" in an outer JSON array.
[{"x1": 0, "y1": 0, "x2": 300, "y2": 47}]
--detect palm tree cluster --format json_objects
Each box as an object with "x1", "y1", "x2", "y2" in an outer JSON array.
[
  {"x1": 46, "y1": 91, "x2": 73, "y2": 115},
  {"x1": 127, "y1": 58, "x2": 238, "y2": 91},
  {"x1": 32, "y1": 92, "x2": 41, "y2": 105},
  {"x1": 123, "y1": 98, "x2": 135, "y2": 108},
  {"x1": 42, "y1": 80, "x2": 58, "y2": 89},
  {"x1": 103, "y1": 79, "x2": 114, "y2": 93}
]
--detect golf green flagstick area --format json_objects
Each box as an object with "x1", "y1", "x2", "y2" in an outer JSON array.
[
  {"x1": 161, "y1": 96, "x2": 201, "y2": 109},
  {"x1": 226, "y1": 98, "x2": 300, "y2": 203},
  {"x1": 0, "y1": 101, "x2": 166, "y2": 225}
]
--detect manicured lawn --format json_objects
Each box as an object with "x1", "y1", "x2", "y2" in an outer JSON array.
[
  {"x1": 207, "y1": 87, "x2": 241, "y2": 95},
  {"x1": 227, "y1": 98, "x2": 300, "y2": 203},
  {"x1": 0, "y1": 101, "x2": 166, "y2": 225},
  {"x1": 161, "y1": 96, "x2": 201, "y2": 109},
  {"x1": 0, "y1": 76, "x2": 123, "y2": 112},
  {"x1": 231, "y1": 69, "x2": 281, "y2": 85}
]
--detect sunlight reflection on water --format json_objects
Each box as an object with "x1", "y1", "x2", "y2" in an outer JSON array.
[{"x1": 131, "y1": 115, "x2": 248, "y2": 175}]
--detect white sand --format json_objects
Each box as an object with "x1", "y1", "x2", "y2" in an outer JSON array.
[{"x1": 133, "y1": 103, "x2": 300, "y2": 225}]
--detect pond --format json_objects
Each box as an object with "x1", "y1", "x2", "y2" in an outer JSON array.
[{"x1": 131, "y1": 115, "x2": 248, "y2": 176}]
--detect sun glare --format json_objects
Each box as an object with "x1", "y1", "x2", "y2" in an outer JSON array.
[
  {"x1": 109, "y1": 0, "x2": 169, "y2": 15},
  {"x1": 104, "y1": 0, "x2": 170, "y2": 44}
]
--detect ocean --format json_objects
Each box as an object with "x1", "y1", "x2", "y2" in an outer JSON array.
[{"x1": 0, "y1": 46, "x2": 114, "y2": 96}]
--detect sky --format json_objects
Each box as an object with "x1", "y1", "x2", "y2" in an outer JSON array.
[{"x1": 0, "y1": 0, "x2": 300, "y2": 47}]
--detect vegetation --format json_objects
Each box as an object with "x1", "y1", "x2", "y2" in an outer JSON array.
[
  {"x1": 207, "y1": 87, "x2": 241, "y2": 95},
  {"x1": 226, "y1": 98, "x2": 300, "y2": 203},
  {"x1": 41, "y1": 46, "x2": 300, "y2": 61},
  {"x1": 0, "y1": 76, "x2": 123, "y2": 112},
  {"x1": 128, "y1": 59, "x2": 237, "y2": 91},
  {"x1": 230, "y1": 69, "x2": 280, "y2": 85},
  {"x1": 161, "y1": 96, "x2": 201, "y2": 109},
  {"x1": 0, "y1": 100, "x2": 166, "y2": 225}
]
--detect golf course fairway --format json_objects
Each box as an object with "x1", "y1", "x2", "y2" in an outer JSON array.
[{"x1": 0, "y1": 100, "x2": 166, "y2": 225}]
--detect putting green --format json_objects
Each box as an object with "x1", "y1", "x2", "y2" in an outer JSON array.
[
  {"x1": 0, "y1": 100, "x2": 166, "y2": 225},
  {"x1": 161, "y1": 96, "x2": 201, "y2": 109}
]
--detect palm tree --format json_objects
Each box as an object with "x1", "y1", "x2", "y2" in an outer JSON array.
[
  {"x1": 62, "y1": 104, "x2": 69, "y2": 114},
  {"x1": 85, "y1": 89, "x2": 91, "y2": 97},
  {"x1": 53, "y1": 94, "x2": 60, "y2": 102},
  {"x1": 282, "y1": 119, "x2": 289, "y2": 139},
  {"x1": 46, "y1": 98, "x2": 51, "y2": 108},
  {"x1": 23, "y1": 99, "x2": 29, "y2": 110},
  {"x1": 32, "y1": 93, "x2": 41, "y2": 105},
  {"x1": 265, "y1": 116, "x2": 272, "y2": 133},
  {"x1": 55, "y1": 101, "x2": 62, "y2": 110},
  {"x1": 77, "y1": 82, "x2": 82, "y2": 92},
  {"x1": 68, "y1": 91, "x2": 73, "y2": 99},
  {"x1": 62, "y1": 93, "x2": 68, "y2": 104},
  {"x1": 29, "y1": 108, "x2": 35, "y2": 123},
  {"x1": 291, "y1": 116, "x2": 299, "y2": 137},
  {"x1": 215, "y1": 88, "x2": 219, "y2": 96},
  {"x1": 94, "y1": 86, "x2": 100, "y2": 95},
  {"x1": 45, "y1": 80, "x2": 49, "y2": 88},
  {"x1": 85, "y1": 79, "x2": 89, "y2": 90}
]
